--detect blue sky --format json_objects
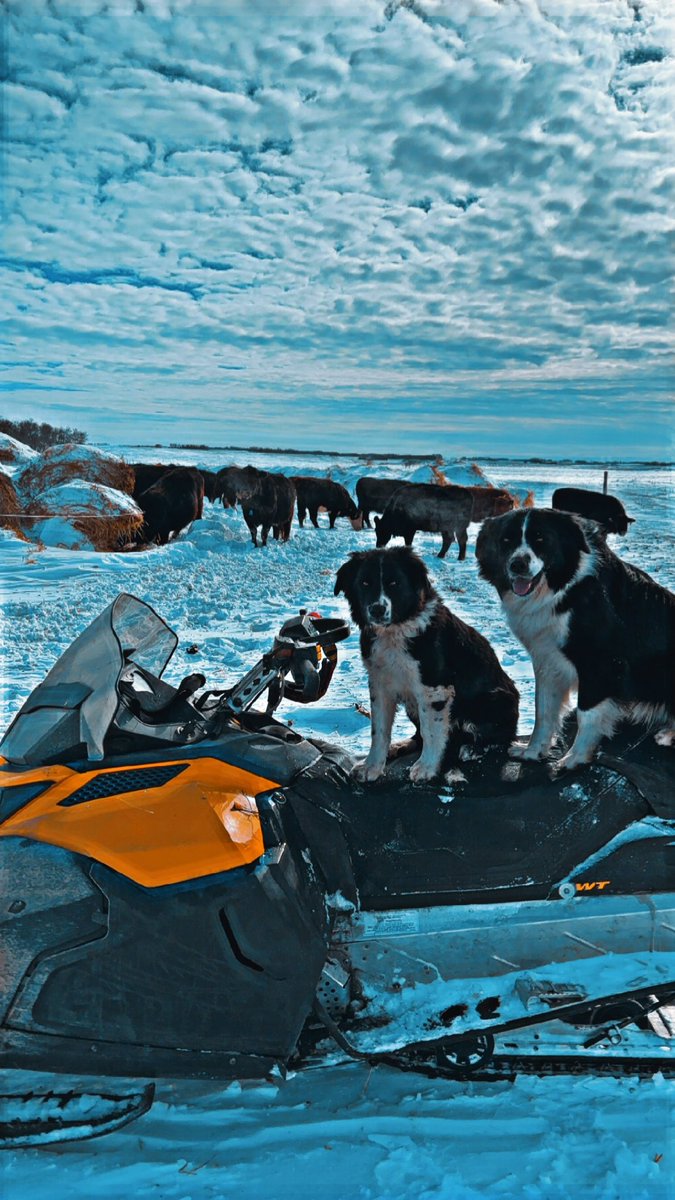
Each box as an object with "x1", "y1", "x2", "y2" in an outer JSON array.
[{"x1": 2, "y1": 0, "x2": 673, "y2": 458}]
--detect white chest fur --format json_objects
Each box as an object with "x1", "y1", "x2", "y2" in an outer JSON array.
[
  {"x1": 366, "y1": 624, "x2": 425, "y2": 709},
  {"x1": 503, "y1": 586, "x2": 575, "y2": 677},
  {"x1": 361, "y1": 611, "x2": 454, "y2": 782},
  {"x1": 502, "y1": 583, "x2": 577, "y2": 760}
]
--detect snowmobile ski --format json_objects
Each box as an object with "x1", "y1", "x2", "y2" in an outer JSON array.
[{"x1": 0, "y1": 1083, "x2": 155, "y2": 1148}]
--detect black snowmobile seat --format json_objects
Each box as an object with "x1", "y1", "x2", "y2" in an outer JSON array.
[{"x1": 292, "y1": 725, "x2": 673, "y2": 910}]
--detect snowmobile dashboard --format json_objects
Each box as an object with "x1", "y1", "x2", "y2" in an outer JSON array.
[{"x1": 115, "y1": 663, "x2": 211, "y2": 746}]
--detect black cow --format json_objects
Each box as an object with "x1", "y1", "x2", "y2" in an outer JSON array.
[
  {"x1": 215, "y1": 465, "x2": 257, "y2": 508},
  {"x1": 290, "y1": 476, "x2": 359, "y2": 529},
  {"x1": 218, "y1": 465, "x2": 296, "y2": 546},
  {"x1": 355, "y1": 477, "x2": 409, "y2": 527},
  {"x1": 552, "y1": 487, "x2": 635, "y2": 535},
  {"x1": 137, "y1": 467, "x2": 204, "y2": 545},
  {"x1": 200, "y1": 469, "x2": 219, "y2": 503},
  {"x1": 375, "y1": 482, "x2": 474, "y2": 560},
  {"x1": 130, "y1": 462, "x2": 183, "y2": 499}
]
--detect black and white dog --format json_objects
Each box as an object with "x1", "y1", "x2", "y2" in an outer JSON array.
[
  {"x1": 476, "y1": 508, "x2": 675, "y2": 770},
  {"x1": 334, "y1": 547, "x2": 519, "y2": 783}
]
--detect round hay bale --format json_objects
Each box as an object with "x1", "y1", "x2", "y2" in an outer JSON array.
[
  {"x1": 0, "y1": 432, "x2": 38, "y2": 466},
  {"x1": 429, "y1": 460, "x2": 491, "y2": 487},
  {"x1": 0, "y1": 469, "x2": 27, "y2": 537},
  {"x1": 32, "y1": 480, "x2": 143, "y2": 551},
  {"x1": 17, "y1": 443, "x2": 134, "y2": 503}
]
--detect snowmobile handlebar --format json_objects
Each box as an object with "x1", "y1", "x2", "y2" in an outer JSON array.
[
  {"x1": 211, "y1": 610, "x2": 351, "y2": 718},
  {"x1": 272, "y1": 611, "x2": 351, "y2": 653}
]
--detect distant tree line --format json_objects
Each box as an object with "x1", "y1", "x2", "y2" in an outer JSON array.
[{"x1": 0, "y1": 417, "x2": 87, "y2": 450}]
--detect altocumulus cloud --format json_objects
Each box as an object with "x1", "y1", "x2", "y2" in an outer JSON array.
[{"x1": 1, "y1": 0, "x2": 673, "y2": 456}]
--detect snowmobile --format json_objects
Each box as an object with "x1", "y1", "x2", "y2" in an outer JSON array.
[{"x1": 1, "y1": 593, "x2": 674, "y2": 1146}]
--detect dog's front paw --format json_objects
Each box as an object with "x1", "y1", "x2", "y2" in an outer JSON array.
[
  {"x1": 408, "y1": 759, "x2": 438, "y2": 784},
  {"x1": 554, "y1": 748, "x2": 594, "y2": 772},
  {"x1": 508, "y1": 740, "x2": 550, "y2": 762},
  {"x1": 444, "y1": 767, "x2": 467, "y2": 784},
  {"x1": 459, "y1": 743, "x2": 480, "y2": 762},
  {"x1": 352, "y1": 758, "x2": 385, "y2": 783},
  {"x1": 654, "y1": 727, "x2": 675, "y2": 747}
]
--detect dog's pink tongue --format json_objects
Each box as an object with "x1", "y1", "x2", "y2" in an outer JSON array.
[{"x1": 512, "y1": 576, "x2": 533, "y2": 596}]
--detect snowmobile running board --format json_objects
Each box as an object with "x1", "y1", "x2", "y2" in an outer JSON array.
[{"x1": 312, "y1": 985, "x2": 675, "y2": 1083}]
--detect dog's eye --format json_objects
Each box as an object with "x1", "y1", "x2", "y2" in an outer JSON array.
[
  {"x1": 532, "y1": 534, "x2": 544, "y2": 546},
  {"x1": 360, "y1": 579, "x2": 370, "y2": 588}
]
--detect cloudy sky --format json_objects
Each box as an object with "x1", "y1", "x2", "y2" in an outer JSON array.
[{"x1": 2, "y1": 0, "x2": 673, "y2": 457}]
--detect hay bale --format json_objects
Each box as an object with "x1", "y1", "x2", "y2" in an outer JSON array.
[
  {"x1": 430, "y1": 460, "x2": 491, "y2": 487},
  {"x1": 0, "y1": 470, "x2": 20, "y2": 517},
  {"x1": 0, "y1": 432, "x2": 38, "y2": 466},
  {"x1": 32, "y1": 481, "x2": 143, "y2": 551},
  {"x1": 0, "y1": 470, "x2": 28, "y2": 537},
  {"x1": 17, "y1": 443, "x2": 134, "y2": 503}
]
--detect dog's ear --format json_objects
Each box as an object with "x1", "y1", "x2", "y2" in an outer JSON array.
[
  {"x1": 566, "y1": 512, "x2": 594, "y2": 554},
  {"x1": 334, "y1": 554, "x2": 361, "y2": 596},
  {"x1": 398, "y1": 546, "x2": 433, "y2": 598},
  {"x1": 475, "y1": 516, "x2": 502, "y2": 582}
]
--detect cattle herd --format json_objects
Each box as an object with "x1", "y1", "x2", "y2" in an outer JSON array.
[{"x1": 129, "y1": 460, "x2": 635, "y2": 555}]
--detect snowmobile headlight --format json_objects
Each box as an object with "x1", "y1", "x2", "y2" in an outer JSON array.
[{"x1": 208, "y1": 791, "x2": 260, "y2": 845}]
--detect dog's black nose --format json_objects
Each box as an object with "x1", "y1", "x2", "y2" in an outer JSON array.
[
  {"x1": 510, "y1": 554, "x2": 531, "y2": 574},
  {"x1": 369, "y1": 602, "x2": 387, "y2": 621}
]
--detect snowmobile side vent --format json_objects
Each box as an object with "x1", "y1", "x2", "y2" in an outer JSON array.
[
  {"x1": 0, "y1": 780, "x2": 51, "y2": 822},
  {"x1": 58, "y1": 764, "x2": 189, "y2": 807}
]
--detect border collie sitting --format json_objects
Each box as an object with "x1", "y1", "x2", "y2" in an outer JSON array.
[
  {"x1": 475, "y1": 508, "x2": 675, "y2": 770},
  {"x1": 334, "y1": 547, "x2": 519, "y2": 783}
]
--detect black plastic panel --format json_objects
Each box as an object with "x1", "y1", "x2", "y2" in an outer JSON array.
[
  {"x1": 6, "y1": 835, "x2": 330, "y2": 1066},
  {"x1": 0, "y1": 780, "x2": 51, "y2": 822}
]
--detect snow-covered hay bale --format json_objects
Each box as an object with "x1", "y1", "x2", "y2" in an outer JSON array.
[
  {"x1": 430, "y1": 460, "x2": 490, "y2": 487},
  {"x1": 405, "y1": 459, "x2": 491, "y2": 487},
  {"x1": 0, "y1": 470, "x2": 25, "y2": 536},
  {"x1": 0, "y1": 432, "x2": 37, "y2": 467},
  {"x1": 32, "y1": 481, "x2": 143, "y2": 551},
  {"x1": 17, "y1": 443, "x2": 134, "y2": 503}
]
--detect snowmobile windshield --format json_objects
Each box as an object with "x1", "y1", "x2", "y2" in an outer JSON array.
[{"x1": 0, "y1": 594, "x2": 178, "y2": 766}]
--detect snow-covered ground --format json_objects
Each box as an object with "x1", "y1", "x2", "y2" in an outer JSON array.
[{"x1": 1, "y1": 450, "x2": 674, "y2": 1199}]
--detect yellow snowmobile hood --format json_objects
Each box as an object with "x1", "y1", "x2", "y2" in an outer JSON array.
[{"x1": 0, "y1": 755, "x2": 274, "y2": 887}]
